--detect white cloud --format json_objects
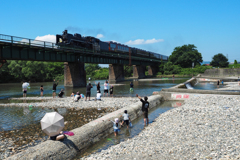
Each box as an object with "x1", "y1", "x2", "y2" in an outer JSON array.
[
  {"x1": 111, "y1": 40, "x2": 119, "y2": 43},
  {"x1": 19, "y1": 35, "x2": 56, "y2": 48},
  {"x1": 125, "y1": 38, "x2": 164, "y2": 45},
  {"x1": 35, "y1": 34, "x2": 56, "y2": 43},
  {"x1": 96, "y1": 34, "x2": 104, "y2": 38}
]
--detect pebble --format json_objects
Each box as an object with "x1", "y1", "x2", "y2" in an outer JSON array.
[
  {"x1": 0, "y1": 97, "x2": 139, "y2": 110},
  {"x1": 81, "y1": 94, "x2": 240, "y2": 160},
  {"x1": 0, "y1": 97, "x2": 139, "y2": 159}
]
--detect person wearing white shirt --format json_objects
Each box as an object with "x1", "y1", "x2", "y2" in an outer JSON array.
[
  {"x1": 120, "y1": 110, "x2": 131, "y2": 129},
  {"x1": 103, "y1": 80, "x2": 109, "y2": 97},
  {"x1": 96, "y1": 93, "x2": 101, "y2": 101}
]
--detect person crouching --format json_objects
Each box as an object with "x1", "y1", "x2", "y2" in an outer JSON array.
[{"x1": 58, "y1": 89, "x2": 64, "y2": 98}]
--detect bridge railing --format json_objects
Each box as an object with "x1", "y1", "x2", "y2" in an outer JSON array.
[
  {"x1": 0, "y1": 34, "x2": 163, "y2": 63},
  {"x1": 0, "y1": 34, "x2": 57, "y2": 48}
]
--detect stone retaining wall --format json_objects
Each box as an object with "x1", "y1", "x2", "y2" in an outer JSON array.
[
  {"x1": 161, "y1": 88, "x2": 240, "y2": 95},
  {"x1": 202, "y1": 68, "x2": 240, "y2": 77},
  {"x1": 7, "y1": 95, "x2": 163, "y2": 160}
]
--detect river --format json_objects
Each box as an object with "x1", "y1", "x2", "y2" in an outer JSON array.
[{"x1": 0, "y1": 78, "x2": 189, "y2": 102}]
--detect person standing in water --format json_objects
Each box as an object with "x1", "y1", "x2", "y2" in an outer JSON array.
[
  {"x1": 109, "y1": 118, "x2": 120, "y2": 136},
  {"x1": 95, "y1": 82, "x2": 101, "y2": 93},
  {"x1": 52, "y1": 79, "x2": 59, "y2": 98},
  {"x1": 103, "y1": 80, "x2": 109, "y2": 97},
  {"x1": 136, "y1": 94, "x2": 149, "y2": 126},
  {"x1": 22, "y1": 82, "x2": 28, "y2": 97},
  {"x1": 40, "y1": 85, "x2": 44, "y2": 97},
  {"x1": 120, "y1": 110, "x2": 131, "y2": 129},
  {"x1": 217, "y1": 79, "x2": 220, "y2": 88},
  {"x1": 130, "y1": 82, "x2": 134, "y2": 92}
]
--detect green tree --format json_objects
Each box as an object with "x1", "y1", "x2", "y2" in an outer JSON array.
[
  {"x1": 124, "y1": 65, "x2": 133, "y2": 77},
  {"x1": 22, "y1": 61, "x2": 49, "y2": 82},
  {"x1": 234, "y1": 60, "x2": 238, "y2": 65},
  {"x1": 45, "y1": 62, "x2": 64, "y2": 80},
  {"x1": 158, "y1": 60, "x2": 165, "y2": 74},
  {"x1": 8, "y1": 60, "x2": 27, "y2": 80},
  {"x1": 94, "y1": 68, "x2": 109, "y2": 79},
  {"x1": 169, "y1": 44, "x2": 203, "y2": 68},
  {"x1": 3, "y1": 60, "x2": 65, "y2": 82},
  {"x1": 85, "y1": 63, "x2": 100, "y2": 79},
  {"x1": 210, "y1": 53, "x2": 229, "y2": 68},
  {"x1": 0, "y1": 61, "x2": 15, "y2": 83}
]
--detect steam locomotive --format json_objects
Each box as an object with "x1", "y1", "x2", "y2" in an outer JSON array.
[{"x1": 56, "y1": 30, "x2": 168, "y2": 61}]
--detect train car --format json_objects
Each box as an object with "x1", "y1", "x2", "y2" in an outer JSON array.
[
  {"x1": 108, "y1": 41, "x2": 131, "y2": 54},
  {"x1": 161, "y1": 55, "x2": 168, "y2": 61},
  {"x1": 136, "y1": 48, "x2": 149, "y2": 57},
  {"x1": 149, "y1": 51, "x2": 160, "y2": 59},
  {"x1": 99, "y1": 41, "x2": 109, "y2": 51}
]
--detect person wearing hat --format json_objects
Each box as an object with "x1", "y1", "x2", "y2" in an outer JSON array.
[
  {"x1": 109, "y1": 118, "x2": 120, "y2": 136},
  {"x1": 136, "y1": 94, "x2": 149, "y2": 126}
]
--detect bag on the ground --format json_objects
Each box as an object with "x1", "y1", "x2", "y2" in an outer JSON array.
[{"x1": 81, "y1": 94, "x2": 84, "y2": 98}]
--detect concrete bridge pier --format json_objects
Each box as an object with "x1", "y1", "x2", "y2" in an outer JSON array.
[
  {"x1": 64, "y1": 62, "x2": 86, "y2": 87},
  {"x1": 133, "y1": 65, "x2": 146, "y2": 79},
  {"x1": 109, "y1": 64, "x2": 124, "y2": 83},
  {"x1": 148, "y1": 65, "x2": 159, "y2": 76}
]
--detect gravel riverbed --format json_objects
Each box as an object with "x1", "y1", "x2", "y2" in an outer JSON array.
[
  {"x1": 0, "y1": 97, "x2": 139, "y2": 159},
  {"x1": 81, "y1": 94, "x2": 240, "y2": 160},
  {"x1": 0, "y1": 97, "x2": 139, "y2": 109}
]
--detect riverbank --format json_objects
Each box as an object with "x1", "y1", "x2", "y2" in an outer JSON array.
[
  {"x1": 216, "y1": 82, "x2": 240, "y2": 91},
  {"x1": 4, "y1": 95, "x2": 162, "y2": 160},
  {"x1": 0, "y1": 97, "x2": 139, "y2": 159},
  {"x1": 0, "y1": 97, "x2": 139, "y2": 109},
  {"x1": 81, "y1": 94, "x2": 240, "y2": 159}
]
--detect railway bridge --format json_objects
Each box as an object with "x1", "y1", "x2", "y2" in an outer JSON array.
[{"x1": 0, "y1": 34, "x2": 167, "y2": 87}]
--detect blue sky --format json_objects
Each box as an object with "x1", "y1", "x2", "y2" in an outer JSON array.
[{"x1": 1, "y1": 0, "x2": 240, "y2": 65}]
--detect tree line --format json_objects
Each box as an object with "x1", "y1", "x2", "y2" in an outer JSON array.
[
  {"x1": 0, "y1": 61, "x2": 64, "y2": 83},
  {"x1": 0, "y1": 44, "x2": 236, "y2": 83}
]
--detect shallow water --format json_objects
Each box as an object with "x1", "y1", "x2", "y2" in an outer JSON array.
[
  {"x1": 0, "y1": 99, "x2": 46, "y2": 103},
  {"x1": 0, "y1": 106, "x2": 114, "y2": 147},
  {"x1": 0, "y1": 78, "x2": 189, "y2": 101},
  {"x1": 74, "y1": 100, "x2": 183, "y2": 159},
  {"x1": 194, "y1": 82, "x2": 224, "y2": 90}
]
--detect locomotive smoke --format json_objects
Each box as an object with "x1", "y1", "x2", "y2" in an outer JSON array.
[{"x1": 66, "y1": 26, "x2": 105, "y2": 37}]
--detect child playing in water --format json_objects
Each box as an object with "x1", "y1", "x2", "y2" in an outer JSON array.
[
  {"x1": 121, "y1": 110, "x2": 131, "y2": 129},
  {"x1": 130, "y1": 82, "x2": 134, "y2": 92},
  {"x1": 109, "y1": 118, "x2": 120, "y2": 136}
]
